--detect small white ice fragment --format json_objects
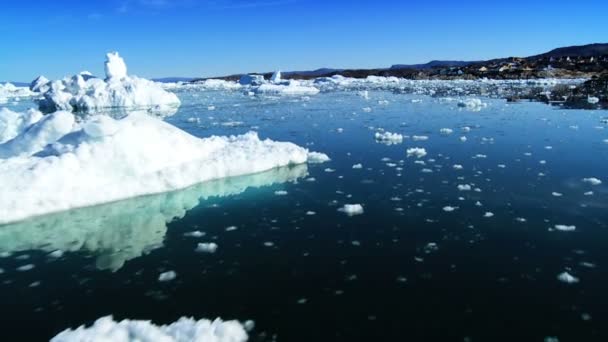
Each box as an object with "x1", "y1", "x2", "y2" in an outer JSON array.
[
  {"x1": 582, "y1": 177, "x2": 602, "y2": 185},
  {"x1": 457, "y1": 184, "x2": 472, "y2": 191},
  {"x1": 339, "y1": 204, "x2": 364, "y2": 216},
  {"x1": 195, "y1": 242, "x2": 218, "y2": 253},
  {"x1": 557, "y1": 271, "x2": 579, "y2": 284},
  {"x1": 406, "y1": 147, "x2": 427, "y2": 158},
  {"x1": 274, "y1": 190, "x2": 288, "y2": 196},
  {"x1": 158, "y1": 271, "x2": 176, "y2": 282},
  {"x1": 443, "y1": 206, "x2": 457, "y2": 212},
  {"x1": 352, "y1": 163, "x2": 363, "y2": 169},
  {"x1": 554, "y1": 224, "x2": 576, "y2": 232}
]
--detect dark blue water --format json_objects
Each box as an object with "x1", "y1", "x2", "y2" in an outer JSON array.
[{"x1": 1, "y1": 90, "x2": 608, "y2": 341}]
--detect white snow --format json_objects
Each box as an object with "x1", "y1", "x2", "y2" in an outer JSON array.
[
  {"x1": 0, "y1": 108, "x2": 44, "y2": 144},
  {"x1": 270, "y1": 70, "x2": 282, "y2": 83},
  {"x1": 36, "y1": 52, "x2": 181, "y2": 115},
  {"x1": 406, "y1": 147, "x2": 427, "y2": 158},
  {"x1": 51, "y1": 315, "x2": 248, "y2": 342},
  {"x1": 0, "y1": 110, "x2": 326, "y2": 224},
  {"x1": 339, "y1": 204, "x2": 364, "y2": 216},
  {"x1": 375, "y1": 131, "x2": 403, "y2": 144},
  {"x1": 587, "y1": 96, "x2": 600, "y2": 104}
]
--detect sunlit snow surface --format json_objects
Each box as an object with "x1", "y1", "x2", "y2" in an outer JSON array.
[{"x1": 1, "y1": 85, "x2": 608, "y2": 341}]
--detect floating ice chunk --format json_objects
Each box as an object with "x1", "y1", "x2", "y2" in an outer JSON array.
[
  {"x1": 104, "y1": 52, "x2": 127, "y2": 79},
  {"x1": 557, "y1": 271, "x2": 579, "y2": 284},
  {"x1": 339, "y1": 204, "x2": 364, "y2": 216},
  {"x1": 406, "y1": 147, "x2": 427, "y2": 158},
  {"x1": 375, "y1": 131, "x2": 403, "y2": 145},
  {"x1": 412, "y1": 135, "x2": 428, "y2": 141},
  {"x1": 453, "y1": 164, "x2": 463, "y2": 170},
  {"x1": 362, "y1": 107, "x2": 372, "y2": 113},
  {"x1": 582, "y1": 177, "x2": 602, "y2": 185},
  {"x1": 587, "y1": 96, "x2": 600, "y2": 104},
  {"x1": 184, "y1": 231, "x2": 205, "y2": 238},
  {"x1": 252, "y1": 81, "x2": 319, "y2": 96},
  {"x1": 443, "y1": 206, "x2": 457, "y2": 212},
  {"x1": 554, "y1": 224, "x2": 576, "y2": 232},
  {"x1": 239, "y1": 74, "x2": 265, "y2": 86},
  {"x1": 457, "y1": 184, "x2": 472, "y2": 191},
  {"x1": 458, "y1": 98, "x2": 487, "y2": 110},
  {"x1": 195, "y1": 242, "x2": 218, "y2": 254},
  {"x1": 51, "y1": 315, "x2": 249, "y2": 342},
  {"x1": 439, "y1": 128, "x2": 453, "y2": 135},
  {"x1": 158, "y1": 270, "x2": 177, "y2": 282},
  {"x1": 274, "y1": 190, "x2": 288, "y2": 196},
  {"x1": 17, "y1": 264, "x2": 35, "y2": 271},
  {"x1": 551, "y1": 192, "x2": 562, "y2": 197},
  {"x1": 48, "y1": 250, "x2": 64, "y2": 258},
  {"x1": 460, "y1": 136, "x2": 467, "y2": 142},
  {"x1": 307, "y1": 151, "x2": 330, "y2": 163},
  {"x1": 352, "y1": 163, "x2": 363, "y2": 169},
  {"x1": 483, "y1": 212, "x2": 494, "y2": 218},
  {"x1": 0, "y1": 112, "x2": 319, "y2": 224}
]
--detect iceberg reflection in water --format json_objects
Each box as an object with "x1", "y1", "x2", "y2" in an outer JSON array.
[{"x1": 0, "y1": 164, "x2": 308, "y2": 271}]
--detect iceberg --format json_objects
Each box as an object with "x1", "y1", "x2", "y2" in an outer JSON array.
[
  {"x1": 0, "y1": 82, "x2": 35, "y2": 104},
  {"x1": 35, "y1": 52, "x2": 181, "y2": 116},
  {"x1": 0, "y1": 164, "x2": 308, "y2": 271},
  {"x1": 0, "y1": 109, "x2": 324, "y2": 224},
  {"x1": 51, "y1": 316, "x2": 248, "y2": 342}
]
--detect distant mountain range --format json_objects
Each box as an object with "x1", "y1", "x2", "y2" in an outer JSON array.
[
  {"x1": 194, "y1": 43, "x2": 608, "y2": 82},
  {"x1": 390, "y1": 60, "x2": 480, "y2": 70}
]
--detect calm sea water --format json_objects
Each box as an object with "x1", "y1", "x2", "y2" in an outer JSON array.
[{"x1": 2, "y1": 90, "x2": 608, "y2": 341}]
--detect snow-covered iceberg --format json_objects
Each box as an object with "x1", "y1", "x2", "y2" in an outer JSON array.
[
  {"x1": 0, "y1": 110, "x2": 326, "y2": 224},
  {"x1": 51, "y1": 316, "x2": 249, "y2": 342},
  {"x1": 0, "y1": 164, "x2": 308, "y2": 271},
  {"x1": 0, "y1": 82, "x2": 35, "y2": 104},
  {"x1": 35, "y1": 52, "x2": 181, "y2": 116}
]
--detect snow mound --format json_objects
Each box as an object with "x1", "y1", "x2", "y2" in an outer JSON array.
[
  {"x1": 51, "y1": 316, "x2": 248, "y2": 342},
  {"x1": 35, "y1": 52, "x2": 180, "y2": 116},
  {"x1": 0, "y1": 111, "x2": 324, "y2": 224}
]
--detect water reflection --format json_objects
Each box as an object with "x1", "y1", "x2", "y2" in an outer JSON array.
[{"x1": 0, "y1": 164, "x2": 307, "y2": 271}]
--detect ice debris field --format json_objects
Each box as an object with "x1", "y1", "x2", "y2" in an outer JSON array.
[{"x1": 1, "y1": 52, "x2": 608, "y2": 341}]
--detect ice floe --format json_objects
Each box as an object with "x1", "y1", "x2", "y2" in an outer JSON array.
[
  {"x1": 51, "y1": 315, "x2": 248, "y2": 342},
  {"x1": 582, "y1": 177, "x2": 602, "y2": 185},
  {"x1": 0, "y1": 82, "x2": 35, "y2": 104}
]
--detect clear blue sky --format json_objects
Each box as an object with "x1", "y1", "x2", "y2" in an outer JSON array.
[{"x1": 1, "y1": 0, "x2": 607, "y2": 81}]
